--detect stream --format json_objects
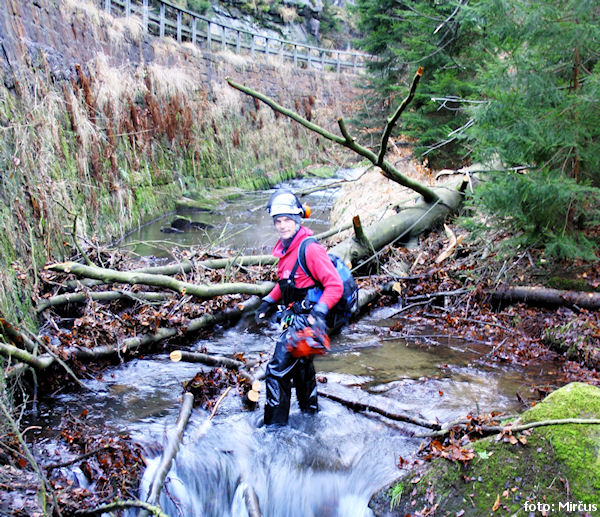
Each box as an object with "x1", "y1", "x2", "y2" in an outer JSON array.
[{"x1": 31, "y1": 173, "x2": 560, "y2": 516}]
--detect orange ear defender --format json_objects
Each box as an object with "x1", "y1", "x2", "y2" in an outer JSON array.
[{"x1": 302, "y1": 204, "x2": 311, "y2": 218}]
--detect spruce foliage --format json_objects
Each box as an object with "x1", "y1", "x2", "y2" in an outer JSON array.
[
  {"x1": 354, "y1": 0, "x2": 478, "y2": 168},
  {"x1": 356, "y1": 0, "x2": 600, "y2": 259}
]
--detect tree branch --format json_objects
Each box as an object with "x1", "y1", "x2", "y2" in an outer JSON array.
[
  {"x1": 145, "y1": 392, "x2": 194, "y2": 509},
  {"x1": 227, "y1": 76, "x2": 440, "y2": 203},
  {"x1": 377, "y1": 66, "x2": 424, "y2": 165},
  {"x1": 74, "y1": 499, "x2": 168, "y2": 517},
  {"x1": 46, "y1": 262, "x2": 274, "y2": 299}
]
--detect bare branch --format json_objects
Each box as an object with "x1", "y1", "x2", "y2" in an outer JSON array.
[
  {"x1": 227, "y1": 76, "x2": 440, "y2": 203},
  {"x1": 377, "y1": 66, "x2": 424, "y2": 165}
]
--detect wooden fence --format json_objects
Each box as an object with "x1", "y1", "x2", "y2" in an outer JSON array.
[{"x1": 97, "y1": 0, "x2": 372, "y2": 74}]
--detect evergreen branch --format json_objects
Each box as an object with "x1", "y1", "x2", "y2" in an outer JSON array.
[{"x1": 377, "y1": 67, "x2": 424, "y2": 166}]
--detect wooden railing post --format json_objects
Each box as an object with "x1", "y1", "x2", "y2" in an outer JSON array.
[
  {"x1": 159, "y1": 3, "x2": 165, "y2": 38},
  {"x1": 142, "y1": 0, "x2": 149, "y2": 32},
  {"x1": 336, "y1": 52, "x2": 341, "y2": 74},
  {"x1": 177, "y1": 11, "x2": 182, "y2": 42},
  {"x1": 265, "y1": 38, "x2": 269, "y2": 62},
  {"x1": 250, "y1": 34, "x2": 255, "y2": 58},
  {"x1": 308, "y1": 47, "x2": 312, "y2": 70},
  {"x1": 236, "y1": 30, "x2": 241, "y2": 54},
  {"x1": 192, "y1": 16, "x2": 197, "y2": 45},
  {"x1": 293, "y1": 44, "x2": 297, "y2": 68},
  {"x1": 104, "y1": 0, "x2": 111, "y2": 14},
  {"x1": 207, "y1": 21, "x2": 212, "y2": 51},
  {"x1": 125, "y1": 0, "x2": 131, "y2": 17},
  {"x1": 321, "y1": 50, "x2": 325, "y2": 70},
  {"x1": 353, "y1": 53, "x2": 357, "y2": 74},
  {"x1": 221, "y1": 25, "x2": 226, "y2": 52}
]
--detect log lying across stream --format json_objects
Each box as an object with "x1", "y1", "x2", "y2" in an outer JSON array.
[{"x1": 491, "y1": 285, "x2": 600, "y2": 311}]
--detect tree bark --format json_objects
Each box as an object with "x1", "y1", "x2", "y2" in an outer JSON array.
[
  {"x1": 170, "y1": 350, "x2": 245, "y2": 370},
  {"x1": 0, "y1": 342, "x2": 54, "y2": 370},
  {"x1": 329, "y1": 184, "x2": 465, "y2": 267},
  {"x1": 227, "y1": 68, "x2": 440, "y2": 204},
  {"x1": 490, "y1": 286, "x2": 600, "y2": 311},
  {"x1": 37, "y1": 290, "x2": 172, "y2": 312}
]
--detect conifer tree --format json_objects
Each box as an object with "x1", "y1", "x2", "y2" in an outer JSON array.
[
  {"x1": 464, "y1": 0, "x2": 600, "y2": 258},
  {"x1": 354, "y1": 0, "x2": 478, "y2": 168}
]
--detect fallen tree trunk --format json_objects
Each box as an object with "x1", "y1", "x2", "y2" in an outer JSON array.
[
  {"x1": 490, "y1": 286, "x2": 600, "y2": 311},
  {"x1": 70, "y1": 297, "x2": 261, "y2": 361},
  {"x1": 63, "y1": 255, "x2": 277, "y2": 291},
  {"x1": 329, "y1": 184, "x2": 465, "y2": 267},
  {"x1": 37, "y1": 290, "x2": 172, "y2": 312},
  {"x1": 46, "y1": 262, "x2": 274, "y2": 299}
]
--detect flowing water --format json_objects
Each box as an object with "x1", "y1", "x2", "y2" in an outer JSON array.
[{"x1": 32, "y1": 174, "x2": 562, "y2": 516}]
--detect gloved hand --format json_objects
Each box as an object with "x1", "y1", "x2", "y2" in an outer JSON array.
[
  {"x1": 308, "y1": 303, "x2": 328, "y2": 333},
  {"x1": 255, "y1": 298, "x2": 275, "y2": 324}
]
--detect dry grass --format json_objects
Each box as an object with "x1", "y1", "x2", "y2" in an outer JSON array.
[
  {"x1": 147, "y1": 62, "x2": 196, "y2": 98},
  {"x1": 93, "y1": 54, "x2": 145, "y2": 113},
  {"x1": 277, "y1": 6, "x2": 299, "y2": 24}
]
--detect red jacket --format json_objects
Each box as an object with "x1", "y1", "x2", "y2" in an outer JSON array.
[{"x1": 267, "y1": 226, "x2": 343, "y2": 311}]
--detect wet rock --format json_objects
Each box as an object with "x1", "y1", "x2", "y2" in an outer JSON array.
[{"x1": 162, "y1": 217, "x2": 214, "y2": 233}]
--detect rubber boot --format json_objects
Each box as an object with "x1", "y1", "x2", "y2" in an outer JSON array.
[{"x1": 294, "y1": 357, "x2": 318, "y2": 413}]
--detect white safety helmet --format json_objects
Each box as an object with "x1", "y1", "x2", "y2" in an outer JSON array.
[{"x1": 266, "y1": 189, "x2": 310, "y2": 218}]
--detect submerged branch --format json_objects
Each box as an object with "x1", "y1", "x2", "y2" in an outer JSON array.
[{"x1": 145, "y1": 392, "x2": 194, "y2": 509}]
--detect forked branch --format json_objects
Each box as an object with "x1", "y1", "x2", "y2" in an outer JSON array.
[{"x1": 227, "y1": 71, "x2": 439, "y2": 204}]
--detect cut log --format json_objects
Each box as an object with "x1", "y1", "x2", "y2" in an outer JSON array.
[
  {"x1": 169, "y1": 350, "x2": 245, "y2": 370},
  {"x1": 491, "y1": 286, "x2": 600, "y2": 311}
]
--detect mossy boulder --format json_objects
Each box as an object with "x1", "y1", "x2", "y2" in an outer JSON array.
[{"x1": 370, "y1": 382, "x2": 600, "y2": 516}]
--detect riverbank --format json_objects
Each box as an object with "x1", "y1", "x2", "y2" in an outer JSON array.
[{"x1": 327, "y1": 150, "x2": 600, "y2": 515}]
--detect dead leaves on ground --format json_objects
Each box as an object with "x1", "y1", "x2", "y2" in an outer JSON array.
[
  {"x1": 390, "y1": 229, "x2": 600, "y2": 386},
  {"x1": 48, "y1": 409, "x2": 144, "y2": 515}
]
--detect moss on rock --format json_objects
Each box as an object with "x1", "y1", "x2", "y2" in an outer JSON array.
[{"x1": 370, "y1": 382, "x2": 600, "y2": 516}]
